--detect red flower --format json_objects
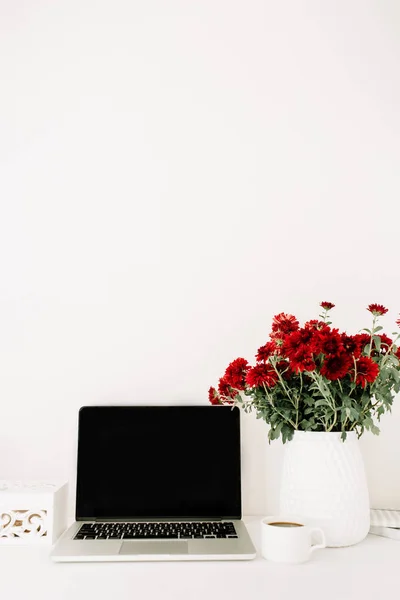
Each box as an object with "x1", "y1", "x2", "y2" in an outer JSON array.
[
  {"x1": 367, "y1": 304, "x2": 388, "y2": 316},
  {"x1": 270, "y1": 313, "x2": 299, "y2": 339},
  {"x1": 208, "y1": 387, "x2": 221, "y2": 405},
  {"x1": 320, "y1": 301, "x2": 335, "y2": 310},
  {"x1": 396, "y1": 316, "x2": 400, "y2": 328},
  {"x1": 256, "y1": 341, "x2": 277, "y2": 362},
  {"x1": 316, "y1": 329, "x2": 344, "y2": 356},
  {"x1": 223, "y1": 358, "x2": 249, "y2": 390},
  {"x1": 304, "y1": 320, "x2": 330, "y2": 332},
  {"x1": 246, "y1": 364, "x2": 278, "y2": 388},
  {"x1": 353, "y1": 356, "x2": 379, "y2": 388},
  {"x1": 280, "y1": 327, "x2": 319, "y2": 373},
  {"x1": 352, "y1": 333, "x2": 371, "y2": 357},
  {"x1": 354, "y1": 333, "x2": 393, "y2": 356},
  {"x1": 290, "y1": 352, "x2": 316, "y2": 373},
  {"x1": 218, "y1": 377, "x2": 237, "y2": 401},
  {"x1": 341, "y1": 334, "x2": 361, "y2": 355},
  {"x1": 320, "y1": 352, "x2": 352, "y2": 380},
  {"x1": 282, "y1": 328, "x2": 318, "y2": 359}
]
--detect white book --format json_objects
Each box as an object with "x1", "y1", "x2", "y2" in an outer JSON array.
[
  {"x1": 370, "y1": 509, "x2": 400, "y2": 540},
  {"x1": 370, "y1": 509, "x2": 400, "y2": 528},
  {"x1": 369, "y1": 526, "x2": 400, "y2": 541}
]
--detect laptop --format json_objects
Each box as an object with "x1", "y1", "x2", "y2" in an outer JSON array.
[{"x1": 51, "y1": 405, "x2": 257, "y2": 561}]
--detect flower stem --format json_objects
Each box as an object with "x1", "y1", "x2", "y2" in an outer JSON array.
[
  {"x1": 368, "y1": 315, "x2": 377, "y2": 357},
  {"x1": 352, "y1": 355, "x2": 358, "y2": 387},
  {"x1": 262, "y1": 383, "x2": 297, "y2": 429},
  {"x1": 270, "y1": 358, "x2": 293, "y2": 404},
  {"x1": 308, "y1": 371, "x2": 337, "y2": 431}
]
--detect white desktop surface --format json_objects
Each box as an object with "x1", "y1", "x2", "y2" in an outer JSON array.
[{"x1": 1, "y1": 516, "x2": 398, "y2": 600}]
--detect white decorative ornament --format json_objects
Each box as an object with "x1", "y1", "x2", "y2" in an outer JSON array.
[
  {"x1": 0, "y1": 481, "x2": 68, "y2": 544},
  {"x1": 279, "y1": 431, "x2": 370, "y2": 547}
]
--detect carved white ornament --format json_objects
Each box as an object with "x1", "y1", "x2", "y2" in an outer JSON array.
[
  {"x1": 0, "y1": 480, "x2": 68, "y2": 544},
  {"x1": 0, "y1": 510, "x2": 48, "y2": 539}
]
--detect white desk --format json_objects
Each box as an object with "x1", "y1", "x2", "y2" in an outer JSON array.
[{"x1": 1, "y1": 517, "x2": 398, "y2": 600}]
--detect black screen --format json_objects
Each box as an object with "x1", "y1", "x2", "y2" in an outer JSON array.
[{"x1": 76, "y1": 405, "x2": 242, "y2": 520}]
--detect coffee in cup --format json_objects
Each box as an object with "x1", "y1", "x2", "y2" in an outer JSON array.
[
  {"x1": 269, "y1": 521, "x2": 303, "y2": 528},
  {"x1": 261, "y1": 516, "x2": 326, "y2": 564}
]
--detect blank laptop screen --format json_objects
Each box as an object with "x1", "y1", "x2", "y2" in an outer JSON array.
[{"x1": 76, "y1": 405, "x2": 242, "y2": 520}]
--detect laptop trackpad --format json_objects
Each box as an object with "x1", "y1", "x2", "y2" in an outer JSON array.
[{"x1": 119, "y1": 541, "x2": 188, "y2": 555}]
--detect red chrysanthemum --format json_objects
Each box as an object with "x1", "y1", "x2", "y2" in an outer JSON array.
[
  {"x1": 316, "y1": 328, "x2": 344, "y2": 356},
  {"x1": 270, "y1": 313, "x2": 299, "y2": 340},
  {"x1": 223, "y1": 357, "x2": 249, "y2": 391},
  {"x1": 320, "y1": 301, "x2": 335, "y2": 310},
  {"x1": 290, "y1": 352, "x2": 316, "y2": 373},
  {"x1": 341, "y1": 334, "x2": 361, "y2": 355},
  {"x1": 282, "y1": 328, "x2": 318, "y2": 359},
  {"x1": 281, "y1": 327, "x2": 319, "y2": 372},
  {"x1": 367, "y1": 303, "x2": 388, "y2": 316},
  {"x1": 217, "y1": 377, "x2": 237, "y2": 401},
  {"x1": 245, "y1": 363, "x2": 278, "y2": 388},
  {"x1": 352, "y1": 333, "x2": 371, "y2": 357},
  {"x1": 396, "y1": 316, "x2": 400, "y2": 328},
  {"x1": 353, "y1": 356, "x2": 379, "y2": 388},
  {"x1": 304, "y1": 320, "x2": 330, "y2": 332},
  {"x1": 320, "y1": 352, "x2": 352, "y2": 380},
  {"x1": 218, "y1": 377, "x2": 230, "y2": 396},
  {"x1": 256, "y1": 341, "x2": 277, "y2": 362},
  {"x1": 208, "y1": 387, "x2": 221, "y2": 405}
]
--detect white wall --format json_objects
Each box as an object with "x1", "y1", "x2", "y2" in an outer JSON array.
[{"x1": 1, "y1": 0, "x2": 399, "y2": 517}]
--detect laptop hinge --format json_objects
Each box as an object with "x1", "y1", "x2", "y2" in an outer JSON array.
[{"x1": 85, "y1": 517, "x2": 235, "y2": 522}]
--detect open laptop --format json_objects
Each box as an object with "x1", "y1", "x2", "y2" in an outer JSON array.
[{"x1": 51, "y1": 405, "x2": 257, "y2": 561}]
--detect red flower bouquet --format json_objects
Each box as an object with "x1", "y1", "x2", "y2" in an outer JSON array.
[{"x1": 209, "y1": 303, "x2": 400, "y2": 443}]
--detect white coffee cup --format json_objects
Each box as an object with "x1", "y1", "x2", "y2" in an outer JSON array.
[{"x1": 261, "y1": 516, "x2": 326, "y2": 564}]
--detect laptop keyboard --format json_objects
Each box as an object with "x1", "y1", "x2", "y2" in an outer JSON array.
[{"x1": 74, "y1": 521, "x2": 238, "y2": 540}]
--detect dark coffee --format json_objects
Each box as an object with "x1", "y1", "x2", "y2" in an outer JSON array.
[{"x1": 269, "y1": 521, "x2": 304, "y2": 528}]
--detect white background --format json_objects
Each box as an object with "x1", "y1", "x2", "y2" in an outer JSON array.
[{"x1": 0, "y1": 0, "x2": 399, "y2": 518}]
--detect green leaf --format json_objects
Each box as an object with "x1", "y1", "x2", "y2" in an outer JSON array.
[
  {"x1": 269, "y1": 428, "x2": 278, "y2": 441},
  {"x1": 314, "y1": 399, "x2": 330, "y2": 408},
  {"x1": 372, "y1": 336, "x2": 381, "y2": 351},
  {"x1": 270, "y1": 422, "x2": 283, "y2": 441},
  {"x1": 350, "y1": 408, "x2": 360, "y2": 421},
  {"x1": 391, "y1": 369, "x2": 400, "y2": 383},
  {"x1": 281, "y1": 424, "x2": 294, "y2": 444},
  {"x1": 363, "y1": 416, "x2": 374, "y2": 430}
]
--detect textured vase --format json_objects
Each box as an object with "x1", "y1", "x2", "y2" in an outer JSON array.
[{"x1": 279, "y1": 431, "x2": 370, "y2": 547}]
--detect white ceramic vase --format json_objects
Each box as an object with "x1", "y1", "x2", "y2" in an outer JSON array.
[{"x1": 279, "y1": 431, "x2": 370, "y2": 547}]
